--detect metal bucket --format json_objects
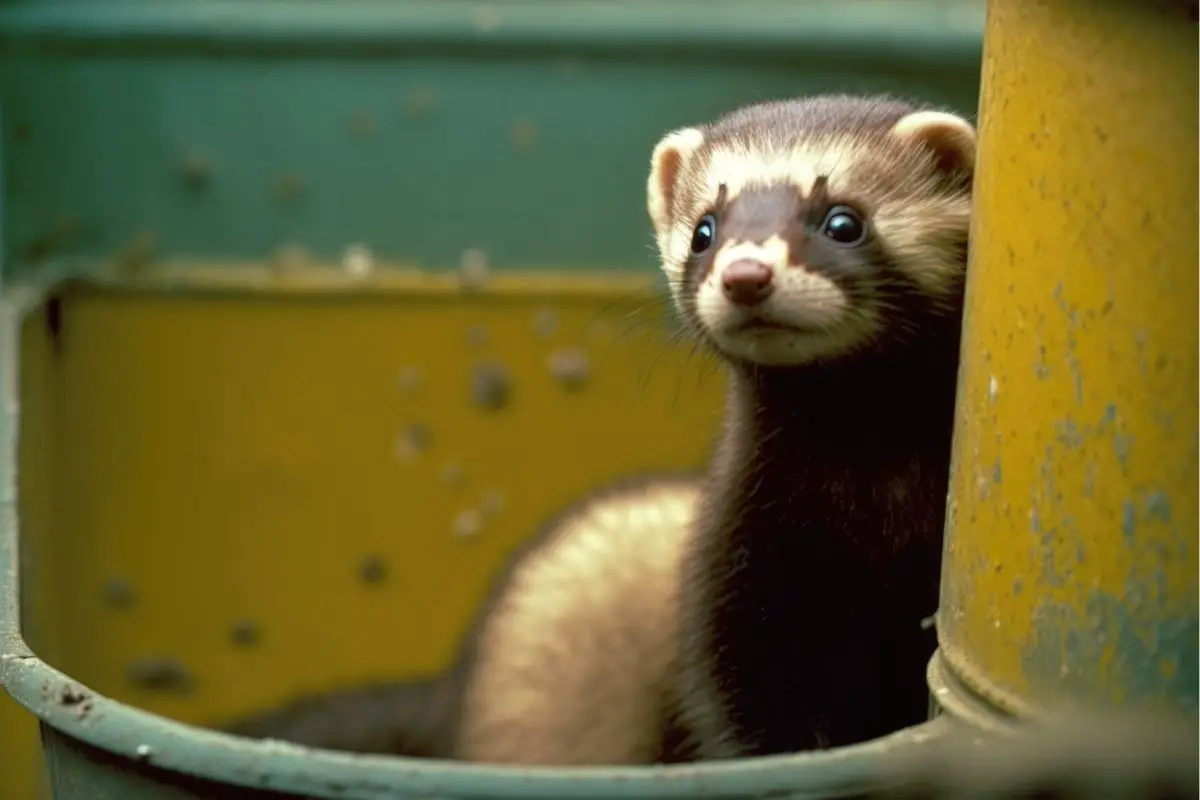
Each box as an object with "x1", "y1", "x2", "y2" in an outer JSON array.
[{"x1": 0, "y1": 274, "x2": 948, "y2": 797}]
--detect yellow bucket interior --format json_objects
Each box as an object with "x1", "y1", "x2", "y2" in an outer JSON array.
[{"x1": 6, "y1": 267, "x2": 726, "y2": 799}]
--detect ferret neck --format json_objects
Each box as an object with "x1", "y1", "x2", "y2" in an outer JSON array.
[{"x1": 727, "y1": 332, "x2": 961, "y2": 455}]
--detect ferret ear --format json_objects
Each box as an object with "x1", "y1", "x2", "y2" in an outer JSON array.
[
  {"x1": 891, "y1": 110, "x2": 977, "y2": 176},
  {"x1": 647, "y1": 127, "x2": 705, "y2": 237}
]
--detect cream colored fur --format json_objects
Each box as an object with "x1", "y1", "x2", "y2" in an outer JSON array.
[{"x1": 454, "y1": 480, "x2": 700, "y2": 765}]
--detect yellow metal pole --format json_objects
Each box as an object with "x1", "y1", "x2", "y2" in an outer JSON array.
[{"x1": 934, "y1": 0, "x2": 1198, "y2": 725}]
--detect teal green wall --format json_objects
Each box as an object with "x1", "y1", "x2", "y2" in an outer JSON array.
[{"x1": 0, "y1": 1, "x2": 983, "y2": 280}]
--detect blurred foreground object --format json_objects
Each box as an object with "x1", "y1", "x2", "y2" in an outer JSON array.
[{"x1": 875, "y1": 709, "x2": 1200, "y2": 800}]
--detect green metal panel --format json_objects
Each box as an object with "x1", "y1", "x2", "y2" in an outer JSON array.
[{"x1": 0, "y1": 1, "x2": 982, "y2": 280}]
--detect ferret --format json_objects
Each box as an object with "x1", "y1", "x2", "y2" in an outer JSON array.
[
  {"x1": 226, "y1": 93, "x2": 976, "y2": 765},
  {"x1": 651, "y1": 94, "x2": 975, "y2": 758}
]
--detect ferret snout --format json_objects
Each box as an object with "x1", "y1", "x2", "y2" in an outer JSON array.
[{"x1": 721, "y1": 260, "x2": 774, "y2": 306}]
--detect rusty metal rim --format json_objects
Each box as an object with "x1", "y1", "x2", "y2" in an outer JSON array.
[
  {"x1": 937, "y1": 637, "x2": 1056, "y2": 724},
  {"x1": 0, "y1": 274, "x2": 955, "y2": 799},
  {"x1": 926, "y1": 647, "x2": 1026, "y2": 735}
]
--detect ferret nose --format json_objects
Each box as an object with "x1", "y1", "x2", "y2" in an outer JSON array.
[{"x1": 721, "y1": 260, "x2": 775, "y2": 306}]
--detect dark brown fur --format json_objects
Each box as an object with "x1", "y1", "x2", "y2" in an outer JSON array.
[{"x1": 223, "y1": 677, "x2": 458, "y2": 757}]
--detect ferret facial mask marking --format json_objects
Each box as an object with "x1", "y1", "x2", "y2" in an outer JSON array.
[{"x1": 648, "y1": 106, "x2": 976, "y2": 367}]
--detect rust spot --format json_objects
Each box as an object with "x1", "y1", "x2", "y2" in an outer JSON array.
[
  {"x1": 459, "y1": 248, "x2": 490, "y2": 290},
  {"x1": 273, "y1": 171, "x2": 305, "y2": 203},
  {"x1": 466, "y1": 324, "x2": 489, "y2": 347},
  {"x1": 453, "y1": 509, "x2": 484, "y2": 539},
  {"x1": 127, "y1": 657, "x2": 194, "y2": 694},
  {"x1": 45, "y1": 295, "x2": 62, "y2": 354},
  {"x1": 114, "y1": 231, "x2": 156, "y2": 273},
  {"x1": 405, "y1": 87, "x2": 437, "y2": 118},
  {"x1": 548, "y1": 347, "x2": 590, "y2": 390},
  {"x1": 394, "y1": 423, "x2": 432, "y2": 461},
  {"x1": 57, "y1": 684, "x2": 90, "y2": 707},
  {"x1": 347, "y1": 112, "x2": 376, "y2": 139},
  {"x1": 473, "y1": 5, "x2": 501, "y2": 31},
  {"x1": 471, "y1": 361, "x2": 511, "y2": 410},
  {"x1": 341, "y1": 243, "x2": 374, "y2": 278},
  {"x1": 396, "y1": 366, "x2": 422, "y2": 395},
  {"x1": 512, "y1": 120, "x2": 539, "y2": 152},
  {"x1": 270, "y1": 243, "x2": 312, "y2": 273},
  {"x1": 230, "y1": 620, "x2": 261, "y2": 647},
  {"x1": 443, "y1": 462, "x2": 465, "y2": 486},
  {"x1": 22, "y1": 215, "x2": 81, "y2": 263},
  {"x1": 358, "y1": 554, "x2": 387, "y2": 585},
  {"x1": 533, "y1": 309, "x2": 558, "y2": 338},
  {"x1": 102, "y1": 576, "x2": 136, "y2": 609},
  {"x1": 481, "y1": 489, "x2": 505, "y2": 515},
  {"x1": 180, "y1": 150, "x2": 212, "y2": 188}
]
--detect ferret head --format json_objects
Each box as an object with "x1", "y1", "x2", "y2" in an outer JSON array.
[{"x1": 647, "y1": 95, "x2": 976, "y2": 368}]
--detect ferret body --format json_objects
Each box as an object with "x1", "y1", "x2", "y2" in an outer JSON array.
[
  {"x1": 650, "y1": 95, "x2": 976, "y2": 758},
  {"x1": 229, "y1": 93, "x2": 976, "y2": 765}
]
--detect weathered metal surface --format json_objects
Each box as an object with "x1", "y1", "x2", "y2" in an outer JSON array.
[
  {"x1": 0, "y1": 0, "x2": 982, "y2": 282},
  {"x1": 0, "y1": 273, "x2": 955, "y2": 799},
  {"x1": 5, "y1": 650, "x2": 953, "y2": 800},
  {"x1": 0, "y1": 286, "x2": 951, "y2": 799},
  {"x1": 16, "y1": 266, "x2": 723, "y2": 735},
  {"x1": 937, "y1": 0, "x2": 1198, "y2": 720},
  {"x1": 0, "y1": 284, "x2": 57, "y2": 800}
]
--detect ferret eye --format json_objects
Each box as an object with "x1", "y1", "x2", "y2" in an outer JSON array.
[
  {"x1": 691, "y1": 214, "x2": 717, "y2": 255},
  {"x1": 821, "y1": 206, "x2": 866, "y2": 247}
]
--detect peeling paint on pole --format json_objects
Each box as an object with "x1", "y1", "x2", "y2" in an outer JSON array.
[{"x1": 936, "y1": 0, "x2": 1198, "y2": 721}]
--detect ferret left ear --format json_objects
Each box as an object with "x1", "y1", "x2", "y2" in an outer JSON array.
[
  {"x1": 891, "y1": 110, "x2": 977, "y2": 176},
  {"x1": 647, "y1": 127, "x2": 705, "y2": 237}
]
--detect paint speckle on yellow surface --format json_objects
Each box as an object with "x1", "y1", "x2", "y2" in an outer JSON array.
[{"x1": 19, "y1": 271, "x2": 723, "y2": 733}]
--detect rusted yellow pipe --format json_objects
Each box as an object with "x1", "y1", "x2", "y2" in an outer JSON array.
[{"x1": 935, "y1": 0, "x2": 1198, "y2": 724}]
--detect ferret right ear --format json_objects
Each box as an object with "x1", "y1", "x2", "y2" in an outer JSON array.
[
  {"x1": 647, "y1": 127, "x2": 705, "y2": 237},
  {"x1": 890, "y1": 110, "x2": 977, "y2": 177}
]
